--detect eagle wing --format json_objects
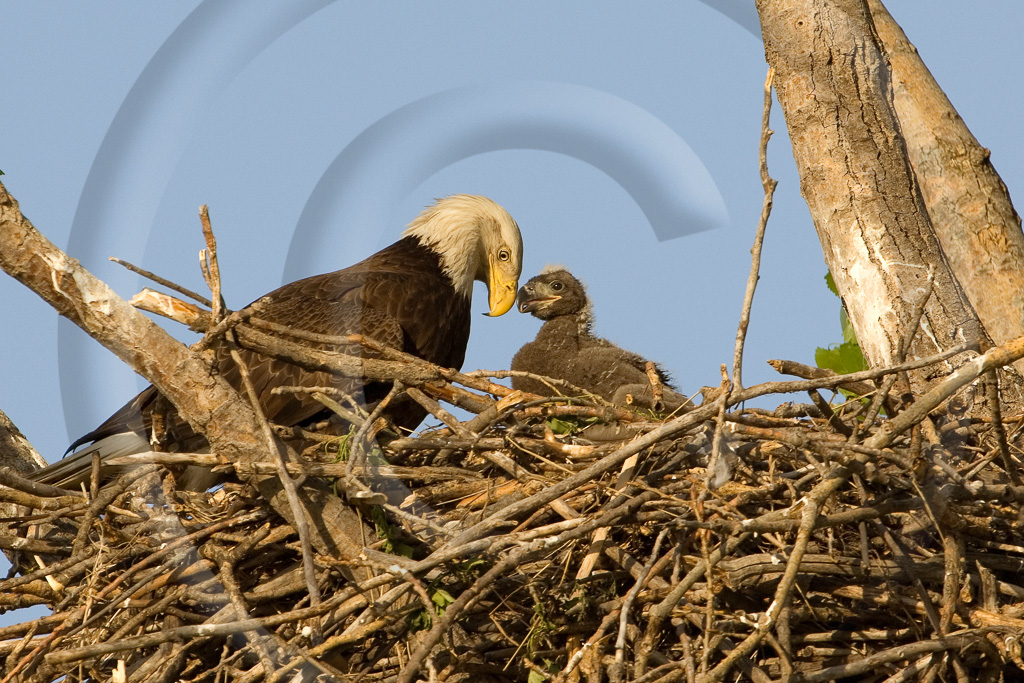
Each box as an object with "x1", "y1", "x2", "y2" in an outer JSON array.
[
  {"x1": 69, "y1": 237, "x2": 469, "y2": 451},
  {"x1": 215, "y1": 266, "x2": 406, "y2": 430}
]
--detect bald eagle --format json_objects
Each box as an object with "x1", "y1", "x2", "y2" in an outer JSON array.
[
  {"x1": 510, "y1": 267, "x2": 690, "y2": 412},
  {"x1": 36, "y1": 195, "x2": 523, "y2": 489}
]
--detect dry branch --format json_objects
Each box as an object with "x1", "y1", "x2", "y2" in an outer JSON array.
[{"x1": 731, "y1": 66, "x2": 777, "y2": 394}]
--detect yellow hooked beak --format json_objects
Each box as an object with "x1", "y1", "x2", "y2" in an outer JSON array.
[{"x1": 485, "y1": 253, "x2": 519, "y2": 317}]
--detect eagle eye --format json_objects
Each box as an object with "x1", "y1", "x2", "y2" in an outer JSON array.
[
  {"x1": 498, "y1": 248, "x2": 511, "y2": 262},
  {"x1": 551, "y1": 281, "x2": 563, "y2": 291}
]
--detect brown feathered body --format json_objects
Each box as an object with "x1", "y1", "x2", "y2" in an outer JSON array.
[
  {"x1": 511, "y1": 268, "x2": 689, "y2": 412},
  {"x1": 37, "y1": 195, "x2": 523, "y2": 489},
  {"x1": 70, "y1": 238, "x2": 469, "y2": 455}
]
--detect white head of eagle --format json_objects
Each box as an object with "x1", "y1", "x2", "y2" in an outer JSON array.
[{"x1": 403, "y1": 194, "x2": 523, "y2": 316}]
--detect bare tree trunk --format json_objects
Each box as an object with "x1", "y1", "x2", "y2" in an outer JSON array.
[
  {"x1": 0, "y1": 408, "x2": 46, "y2": 476},
  {"x1": 868, "y1": 0, "x2": 1024, "y2": 359},
  {"x1": 754, "y1": 0, "x2": 1014, "y2": 406},
  {"x1": 0, "y1": 407, "x2": 48, "y2": 544}
]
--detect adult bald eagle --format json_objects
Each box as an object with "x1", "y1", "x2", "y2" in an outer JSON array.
[
  {"x1": 511, "y1": 267, "x2": 690, "y2": 412},
  {"x1": 36, "y1": 195, "x2": 523, "y2": 489}
]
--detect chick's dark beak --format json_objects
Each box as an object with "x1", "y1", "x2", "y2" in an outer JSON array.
[
  {"x1": 516, "y1": 286, "x2": 537, "y2": 313},
  {"x1": 516, "y1": 284, "x2": 559, "y2": 314}
]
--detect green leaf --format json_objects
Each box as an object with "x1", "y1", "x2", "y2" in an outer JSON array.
[
  {"x1": 408, "y1": 609, "x2": 432, "y2": 631},
  {"x1": 818, "y1": 270, "x2": 867, "y2": 375},
  {"x1": 407, "y1": 587, "x2": 458, "y2": 631},
  {"x1": 815, "y1": 341, "x2": 868, "y2": 376},
  {"x1": 432, "y1": 588, "x2": 456, "y2": 609},
  {"x1": 455, "y1": 557, "x2": 487, "y2": 574},
  {"x1": 370, "y1": 506, "x2": 413, "y2": 557},
  {"x1": 332, "y1": 431, "x2": 352, "y2": 462},
  {"x1": 840, "y1": 307, "x2": 858, "y2": 345},
  {"x1": 824, "y1": 271, "x2": 839, "y2": 296},
  {"x1": 547, "y1": 417, "x2": 575, "y2": 435},
  {"x1": 528, "y1": 669, "x2": 548, "y2": 683}
]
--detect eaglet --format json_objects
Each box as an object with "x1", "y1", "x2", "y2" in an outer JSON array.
[{"x1": 510, "y1": 267, "x2": 691, "y2": 413}]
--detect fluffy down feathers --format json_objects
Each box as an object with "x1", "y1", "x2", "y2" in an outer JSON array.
[{"x1": 511, "y1": 268, "x2": 690, "y2": 413}]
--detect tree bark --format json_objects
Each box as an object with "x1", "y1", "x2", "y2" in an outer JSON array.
[
  {"x1": 0, "y1": 408, "x2": 46, "y2": 476},
  {"x1": 754, "y1": 0, "x2": 1008, "y2": 404},
  {"x1": 867, "y1": 0, "x2": 1024, "y2": 360},
  {"x1": 0, "y1": 407, "x2": 49, "y2": 544},
  {"x1": 0, "y1": 180, "x2": 370, "y2": 569}
]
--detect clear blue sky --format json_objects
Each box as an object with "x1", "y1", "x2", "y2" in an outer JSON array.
[{"x1": 1, "y1": 0, "x2": 1022, "y2": 623}]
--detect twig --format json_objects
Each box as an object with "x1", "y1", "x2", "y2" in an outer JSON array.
[
  {"x1": 635, "y1": 533, "x2": 754, "y2": 676},
  {"x1": 194, "y1": 194, "x2": 319, "y2": 613},
  {"x1": 704, "y1": 366, "x2": 732, "y2": 493},
  {"x1": 867, "y1": 334, "x2": 1024, "y2": 449},
  {"x1": 731, "y1": 66, "x2": 776, "y2": 394},
  {"x1": 309, "y1": 389, "x2": 368, "y2": 427},
  {"x1": 986, "y1": 369, "x2": 1021, "y2": 484},
  {"x1": 0, "y1": 486, "x2": 80, "y2": 511},
  {"x1": 398, "y1": 491, "x2": 658, "y2": 683},
  {"x1": 574, "y1": 451, "x2": 641, "y2": 582},
  {"x1": 0, "y1": 409, "x2": 47, "y2": 490},
  {"x1": 42, "y1": 596, "x2": 361, "y2": 667},
  {"x1": 225, "y1": 323, "x2": 441, "y2": 385},
  {"x1": 468, "y1": 368, "x2": 608, "y2": 404},
  {"x1": 70, "y1": 464, "x2": 157, "y2": 558},
  {"x1": 644, "y1": 362, "x2": 664, "y2": 410},
  {"x1": 761, "y1": 344, "x2": 971, "y2": 401},
  {"x1": 554, "y1": 608, "x2": 621, "y2": 683},
  {"x1": 227, "y1": 342, "x2": 322, "y2": 609},
  {"x1": 797, "y1": 629, "x2": 988, "y2": 683},
  {"x1": 851, "y1": 372, "x2": 898, "y2": 441},
  {"x1": 347, "y1": 380, "x2": 402, "y2": 475},
  {"x1": 806, "y1": 389, "x2": 851, "y2": 437},
  {"x1": 198, "y1": 205, "x2": 225, "y2": 323},
  {"x1": 193, "y1": 306, "x2": 252, "y2": 351},
  {"x1": 440, "y1": 401, "x2": 719, "y2": 551},
  {"x1": 610, "y1": 528, "x2": 669, "y2": 683},
  {"x1": 703, "y1": 455, "x2": 861, "y2": 683},
  {"x1": 210, "y1": 541, "x2": 278, "y2": 673},
  {"x1": 405, "y1": 386, "x2": 473, "y2": 438},
  {"x1": 109, "y1": 256, "x2": 213, "y2": 307},
  {"x1": 130, "y1": 287, "x2": 212, "y2": 332},
  {"x1": 769, "y1": 358, "x2": 884, "y2": 399},
  {"x1": 875, "y1": 523, "x2": 944, "y2": 633}
]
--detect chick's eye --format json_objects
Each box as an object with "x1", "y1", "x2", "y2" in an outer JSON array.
[
  {"x1": 498, "y1": 248, "x2": 510, "y2": 262},
  {"x1": 551, "y1": 281, "x2": 563, "y2": 291}
]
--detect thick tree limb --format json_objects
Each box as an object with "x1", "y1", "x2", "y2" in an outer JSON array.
[
  {"x1": 868, "y1": 0, "x2": 1024, "y2": 363},
  {"x1": 755, "y1": 0, "x2": 1005, "y2": 408},
  {"x1": 0, "y1": 407, "x2": 46, "y2": 476}
]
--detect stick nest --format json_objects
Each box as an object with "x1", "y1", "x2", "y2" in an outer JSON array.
[{"x1": 3, "y1": 369, "x2": 1024, "y2": 683}]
